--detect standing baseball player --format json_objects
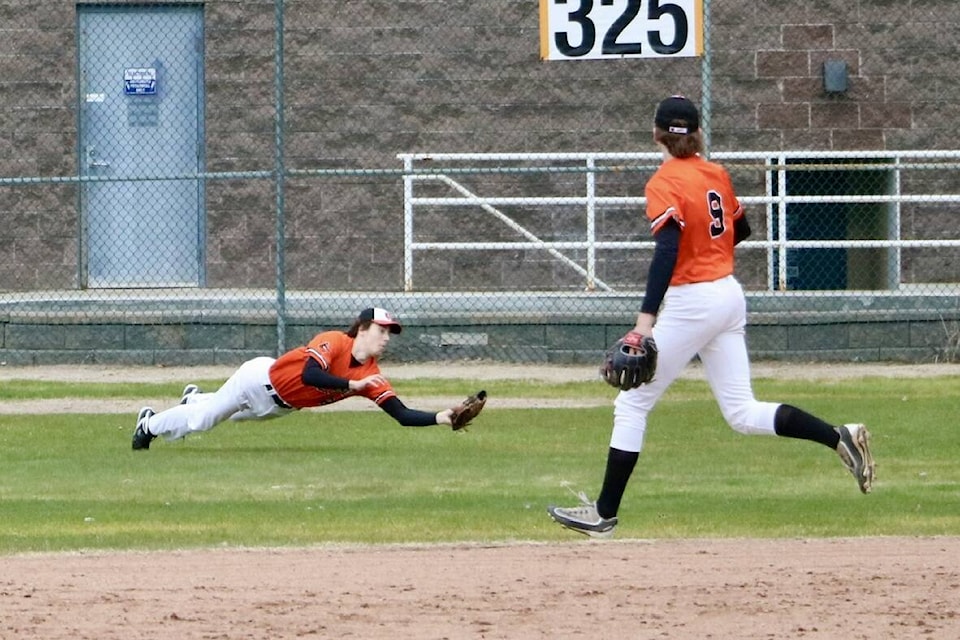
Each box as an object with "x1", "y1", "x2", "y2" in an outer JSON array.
[
  {"x1": 133, "y1": 307, "x2": 465, "y2": 449},
  {"x1": 547, "y1": 96, "x2": 876, "y2": 538}
]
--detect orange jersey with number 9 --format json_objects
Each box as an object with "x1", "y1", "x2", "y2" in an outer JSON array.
[{"x1": 645, "y1": 155, "x2": 743, "y2": 286}]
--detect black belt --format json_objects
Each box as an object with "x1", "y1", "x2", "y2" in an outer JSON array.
[{"x1": 264, "y1": 384, "x2": 293, "y2": 409}]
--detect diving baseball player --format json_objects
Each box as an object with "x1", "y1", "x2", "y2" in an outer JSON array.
[{"x1": 132, "y1": 307, "x2": 473, "y2": 449}]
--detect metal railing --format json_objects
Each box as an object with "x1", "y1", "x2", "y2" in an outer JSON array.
[{"x1": 399, "y1": 150, "x2": 960, "y2": 293}]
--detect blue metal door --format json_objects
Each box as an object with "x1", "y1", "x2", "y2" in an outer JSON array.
[{"x1": 78, "y1": 5, "x2": 204, "y2": 287}]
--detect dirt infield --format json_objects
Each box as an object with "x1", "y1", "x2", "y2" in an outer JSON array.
[
  {"x1": 4, "y1": 538, "x2": 959, "y2": 639},
  {"x1": 3, "y1": 362, "x2": 960, "y2": 639}
]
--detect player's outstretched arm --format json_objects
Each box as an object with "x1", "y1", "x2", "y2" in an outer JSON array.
[{"x1": 379, "y1": 396, "x2": 445, "y2": 427}]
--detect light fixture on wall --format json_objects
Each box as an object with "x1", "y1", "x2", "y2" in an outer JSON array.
[{"x1": 823, "y1": 59, "x2": 849, "y2": 94}]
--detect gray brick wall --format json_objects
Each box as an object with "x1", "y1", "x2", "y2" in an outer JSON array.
[
  {"x1": 1, "y1": 1, "x2": 959, "y2": 368},
  {"x1": 3, "y1": 1, "x2": 960, "y2": 292}
]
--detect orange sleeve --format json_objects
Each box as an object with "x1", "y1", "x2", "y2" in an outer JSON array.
[
  {"x1": 727, "y1": 172, "x2": 744, "y2": 220},
  {"x1": 645, "y1": 174, "x2": 684, "y2": 234}
]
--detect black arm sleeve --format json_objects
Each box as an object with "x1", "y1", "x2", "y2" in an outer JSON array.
[
  {"x1": 734, "y1": 213, "x2": 752, "y2": 245},
  {"x1": 379, "y1": 396, "x2": 439, "y2": 427},
  {"x1": 301, "y1": 357, "x2": 350, "y2": 390},
  {"x1": 640, "y1": 219, "x2": 680, "y2": 316}
]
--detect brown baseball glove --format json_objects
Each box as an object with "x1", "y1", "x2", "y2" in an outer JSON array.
[{"x1": 449, "y1": 390, "x2": 487, "y2": 431}]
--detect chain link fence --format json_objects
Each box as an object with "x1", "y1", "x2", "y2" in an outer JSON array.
[{"x1": 2, "y1": 1, "x2": 960, "y2": 365}]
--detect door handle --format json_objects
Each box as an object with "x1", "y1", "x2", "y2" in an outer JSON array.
[{"x1": 85, "y1": 146, "x2": 111, "y2": 169}]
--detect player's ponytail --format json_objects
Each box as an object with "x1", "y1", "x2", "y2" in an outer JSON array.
[{"x1": 654, "y1": 127, "x2": 704, "y2": 159}]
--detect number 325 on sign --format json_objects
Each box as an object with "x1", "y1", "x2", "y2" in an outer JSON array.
[{"x1": 540, "y1": 0, "x2": 703, "y2": 61}]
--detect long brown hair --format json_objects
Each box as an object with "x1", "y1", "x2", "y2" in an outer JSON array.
[
  {"x1": 654, "y1": 127, "x2": 704, "y2": 159},
  {"x1": 346, "y1": 319, "x2": 372, "y2": 338}
]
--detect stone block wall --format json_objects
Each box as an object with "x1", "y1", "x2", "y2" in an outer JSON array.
[
  {"x1": 1, "y1": 1, "x2": 958, "y2": 319},
  {"x1": 2, "y1": 310, "x2": 957, "y2": 365}
]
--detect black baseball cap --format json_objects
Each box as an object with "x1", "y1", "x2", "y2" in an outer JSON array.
[
  {"x1": 358, "y1": 307, "x2": 402, "y2": 334},
  {"x1": 654, "y1": 95, "x2": 700, "y2": 134}
]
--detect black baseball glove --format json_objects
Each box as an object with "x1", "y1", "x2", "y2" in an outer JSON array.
[{"x1": 600, "y1": 332, "x2": 658, "y2": 390}]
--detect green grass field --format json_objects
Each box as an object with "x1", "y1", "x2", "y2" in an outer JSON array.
[{"x1": 1, "y1": 375, "x2": 958, "y2": 554}]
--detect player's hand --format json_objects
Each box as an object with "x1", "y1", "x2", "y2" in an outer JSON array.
[
  {"x1": 349, "y1": 374, "x2": 386, "y2": 391},
  {"x1": 435, "y1": 408, "x2": 454, "y2": 426}
]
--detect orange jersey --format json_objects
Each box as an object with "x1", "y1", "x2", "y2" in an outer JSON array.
[
  {"x1": 645, "y1": 155, "x2": 743, "y2": 285},
  {"x1": 267, "y1": 331, "x2": 396, "y2": 409}
]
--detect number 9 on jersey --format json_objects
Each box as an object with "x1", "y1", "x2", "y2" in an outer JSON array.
[{"x1": 539, "y1": 0, "x2": 703, "y2": 61}]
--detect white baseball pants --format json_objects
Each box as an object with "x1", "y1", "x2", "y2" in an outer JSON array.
[
  {"x1": 147, "y1": 356, "x2": 293, "y2": 442},
  {"x1": 610, "y1": 275, "x2": 780, "y2": 453}
]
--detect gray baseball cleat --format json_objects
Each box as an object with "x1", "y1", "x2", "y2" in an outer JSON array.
[
  {"x1": 836, "y1": 423, "x2": 875, "y2": 493},
  {"x1": 547, "y1": 492, "x2": 618, "y2": 539},
  {"x1": 179, "y1": 383, "x2": 200, "y2": 405},
  {"x1": 132, "y1": 407, "x2": 157, "y2": 450}
]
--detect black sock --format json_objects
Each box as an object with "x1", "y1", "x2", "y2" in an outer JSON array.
[
  {"x1": 774, "y1": 404, "x2": 840, "y2": 448},
  {"x1": 596, "y1": 447, "x2": 639, "y2": 519}
]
